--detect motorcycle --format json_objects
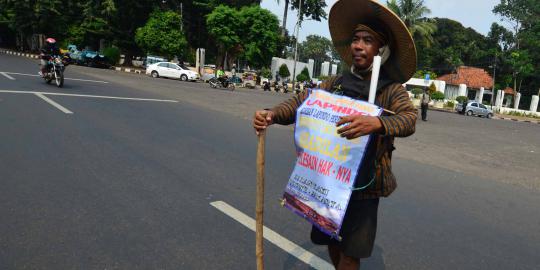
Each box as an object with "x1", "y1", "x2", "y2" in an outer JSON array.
[
  {"x1": 273, "y1": 81, "x2": 281, "y2": 92},
  {"x1": 42, "y1": 55, "x2": 68, "y2": 87},
  {"x1": 209, "y1": 76, "x2": 235, "y2": 91},
  {"x1": 282, "y1": 81, "x2": 289, "y2": 93},
  {"x1": 262, "y1": 81, "x2": 271, "y2": 91}
]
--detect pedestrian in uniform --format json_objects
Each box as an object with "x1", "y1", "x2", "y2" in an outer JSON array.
[
  {"x1": 421, "y1": 90, "x2": 430, "y2": 121},
  {"x1": 253, "y1": 0, "x2": 417, "y2": 269}
]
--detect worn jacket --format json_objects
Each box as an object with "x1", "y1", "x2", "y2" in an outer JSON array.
[{"x1": 270, "y1": 76, "x2": 417, "y2": 199}]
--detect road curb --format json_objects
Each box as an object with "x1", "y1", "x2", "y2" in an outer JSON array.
[
  {"x1": 417, "y1": 106, "x2": 540, "y2": 124},
  {"x1": 0, "y1": 48, "x2": 146, "y2": 75},
  {"x1": 496, "y1": 116, "x2": 540, "y2": 124},
  {"x1": 0, "y1": 48, "x2": 40, "y2": 59},
  {"x1": 112, "y1": 66, "x2": 144, "y2": 74}
]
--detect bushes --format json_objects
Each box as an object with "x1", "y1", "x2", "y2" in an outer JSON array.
[
  {"x1": 431, "y1": 91, "x2": 445, "y2": 101},
  {"x1": 296, "y1": 67, "x2": 311, "y2": 82},
  {"x1": 260, "y1": 67, "x2": 272, "y2": 79},
  {"x1": 103, "y1": 47, "x2": 121, "y2": 65},
  {"x1": 445, "y1": 101, "x2": 455, "y2": 108},
  {"x1": 428, "y1": 82, "x2": 437, "y2": 95},
  {"x1": 456, "y1": 96, "x2": 468, "y2": 104},
  {"x1": 318, "y1": 75, "x2": 329, "y2": 81},
  {"x1": 411, "y1": 88, "x2": 423, "y2": 98},
  {"x1": 278, "y1": 64, "x2": 290, "y2": 78}
]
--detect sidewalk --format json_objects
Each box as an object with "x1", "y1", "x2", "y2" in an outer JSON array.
[{"x1": 422, "y1": 105, "x2": 540, "y2": 124}]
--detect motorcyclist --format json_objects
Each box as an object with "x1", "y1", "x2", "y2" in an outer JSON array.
[
  {"x1": 39, "y1": 38, "x2": 61, "y2": 77},
  {"x1": 216, "y1": 66, "x2": 228, "y2": 88}
]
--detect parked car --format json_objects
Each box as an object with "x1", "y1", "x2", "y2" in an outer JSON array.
[
  {"x1": 146, "y1": 62, "x2": 200, "y2": 81},
  {"x1": 456, "y1": 101, "x2": 493, "y2": 118}
]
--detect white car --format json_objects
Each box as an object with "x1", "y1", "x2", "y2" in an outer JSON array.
[{"x1": 146, "y1": 62, "x2": 200, "y2": 81}]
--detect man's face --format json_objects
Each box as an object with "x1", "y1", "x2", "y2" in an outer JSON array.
[{"x1": 350, "y1": 31, "x2": 382, "y2": 70}]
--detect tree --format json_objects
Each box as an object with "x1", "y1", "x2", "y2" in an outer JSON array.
[
  {"x1": 278, "y1": 64, "x2": 290, "y2": 78},
  {"x1": 386, "y1": 0, "x2": 437, "y2": 47},
  {"x1": 493, "y1": 0, "x2": 540, "y2": 97},
  {"x1": 135, "y1": 10, "x2": 188, "y2": 59},
  {"x1": 238, "y1": 6, "x2": 280, "y2": 68},
  {"x1": 298, "y1": 35, "x2": 332, "y2": 62},
  {"x1": 296, "y1": 66, "x2": 310, "y2": 82},
  {"x1": 290, "y1": 0, "x2": 327, "y2": 22},
  {"x1": 275, "y1": 0, "x2": 290, "y2": 37},
  {"x1": 206, "y1": 5, "x2": 241, "y2": 68}
]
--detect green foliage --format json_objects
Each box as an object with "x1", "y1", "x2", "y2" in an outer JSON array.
[
  {"x1": 411, "y1": 88, "x2": 423, "y2": 98},
  {"x1": 260, "y1": 67, "x2": 272, "y2": 78},
  {"x1": 387, "y1": 0, "x2": 437, "y2": 47},
  {"x1": 206, "y1": 5, "x2": 241, "y2": 53},
  {"x1": 290, "y1": 0, "x2": 328, "y2": 22},
  {"x1": 431, "y1": 91, "x2": 445, "y2": 101},
  {"x1": 456, "y1": 96, "x2": 468, "y2": 104},
  {"x1": 206, "y1": 5, "x2": 280, "y2": 68},
  {"x1": 413, "y1": 70, "x2": 437, "y2": 80},
  {"x1": 103, "y1": 47, "x2": 120, "y2": 65},
  {"x1": 238, "y1": 6, "x2": 280, "y2": 68},
  {"x1": 318, "y1": 75, "x2": 329, "y2": 81},
  {"x1": 298, "y1": 35, "x2": 332, "y2": 62},
  {"x1": 445, "y1": 101, "x2": 455, "y2": 108},
  {"x1": 428, "y1": 82, "x2": 437, "y2": 95},
  {"x1": 135, "y1": 10, "x2": 187, "y2": 59},
  {"x1": 278, "y1": 64, "x2": 290, "y2": 78},
  {"x1": 503, "y1": 110, "x2": 539, "y2": 119},
  {"x1": 296, "y1": 67, "x2": 311, "y2": 82}
]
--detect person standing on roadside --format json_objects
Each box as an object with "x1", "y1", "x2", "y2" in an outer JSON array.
[
  {"x1": 421, "y1": 90, "x2": 430, "y2": 121},
  {"x1": 252, "y1": 0, "x2": 417, "y2": 269}
]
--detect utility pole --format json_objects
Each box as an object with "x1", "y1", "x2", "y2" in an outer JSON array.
[
  {"x1": 490, "y1": 54, "x2": 496, "y2": 110},
  {"x1": 292, "y1": 0, "x2": 302, "y2": 91},
  {"x1": 180, "y1": 2, "x2": 183, "y2": 31}
]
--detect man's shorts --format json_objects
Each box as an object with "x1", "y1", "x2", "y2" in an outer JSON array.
[{"x1": 311, "y1": 198, "x2": 379, "y2": 259}]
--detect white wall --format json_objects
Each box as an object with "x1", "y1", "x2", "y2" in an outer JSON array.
[
  {"x1": 444, "y1": 85, "x2": 461, "y2": 100},
  {"x1": 271, "y1": 57, "x2": 314, "y2": 81},
  {"x1": 404, "y1": 78, "x2": 446, "y2": 93},
  {"x1": 497, "y1": 107, "x2": 540, "y2": 117}
]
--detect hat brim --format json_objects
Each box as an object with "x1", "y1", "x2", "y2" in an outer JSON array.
[{"x1": 329, "y1": 0, "x2": 417, "y2": 83}]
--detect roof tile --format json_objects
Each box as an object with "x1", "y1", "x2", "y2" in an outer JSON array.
[{"x1": 438, "y1": 66, "x2": 494, "y2": 89}]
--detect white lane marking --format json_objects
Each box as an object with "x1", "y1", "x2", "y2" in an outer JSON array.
[
  {"x1": 210, "y1": 201, "x2": 333, "y2": 270},
  {"x1": 0, "y1": 90, "x2": 178, "y2": 103},
  {"x1": 34, "y1": 93, "x2": 73, "y2": 114},
  {"x1": 1, "y1": 72, "x2": 108, "y2": 84},
  {"x1": 0, "y1": 72, "x2": 15, "y2": 80}
]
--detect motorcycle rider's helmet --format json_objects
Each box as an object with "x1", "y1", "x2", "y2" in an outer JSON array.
[{"x1": 45, "y1": 38, "x2": 56, "y2": 44}]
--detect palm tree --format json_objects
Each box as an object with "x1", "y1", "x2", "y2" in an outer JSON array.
[
  {"x1": 387, "y1": 0, "x2": 437, "y2": 47},
  {"x1": 275, "y1": 0, "x2": 290, "y2": 37}
]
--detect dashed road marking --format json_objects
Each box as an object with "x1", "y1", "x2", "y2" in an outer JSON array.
[
  {"x1": 210, "y1": 200, "x2": 333, "y2": 270},
  {"x1": 34, "y1": 93, "x2": 73, "y2": 114}
]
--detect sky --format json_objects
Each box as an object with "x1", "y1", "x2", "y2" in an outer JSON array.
[{"x1": 260, "y1": 0, "x2": 505, "y2": 42}]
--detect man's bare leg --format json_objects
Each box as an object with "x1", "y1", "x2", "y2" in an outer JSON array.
[
  {"x1": 337, "y1": 252, "x2": 360, "y2": 270},
  {"x1": 328, "y1": 244, "x2": 341, "y2": 268}
]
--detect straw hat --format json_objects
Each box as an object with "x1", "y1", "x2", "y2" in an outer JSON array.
[{"x1": 329, "y1": 0, "x2": 417, "y2": 83}]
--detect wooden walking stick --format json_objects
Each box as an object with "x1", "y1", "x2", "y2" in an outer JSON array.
[{"x1": 256, "y1": 113, "x2": 267, "y2": 270}]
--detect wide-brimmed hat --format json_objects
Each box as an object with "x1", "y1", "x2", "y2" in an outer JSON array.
[{"x1": 329, "y1": 0, "x2": 417, "y2": 83}]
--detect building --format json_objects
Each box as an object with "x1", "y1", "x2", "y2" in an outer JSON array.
[{"x1": 438, "y1": 66, "x2": 494, "y2": 101}]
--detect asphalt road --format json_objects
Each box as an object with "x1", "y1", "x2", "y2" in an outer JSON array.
[{"x1": 0, "y1": 53, "x2": 539, "y2": 270}]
